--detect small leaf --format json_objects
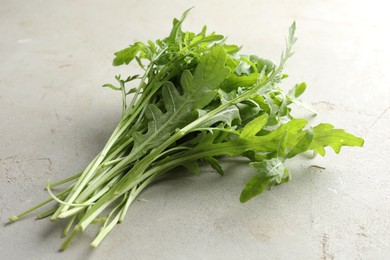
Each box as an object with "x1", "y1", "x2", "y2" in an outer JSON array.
[
  {"x1": 113, "y1": 42, "x2": 146, "y2": 66},
  {"x1": 182, "y1": 160, "x2": 200, "y2": 175},
  {"x1": 102, "y1": 84, "x2": 121, "y2": 91},
  {"x1": 240, "y1": 114, "x2": 268, "y2": 139},
  {"x1": 123, "y1": 74, "x2": 140, "y2": 83},
  {"x1": 223, "y1": 44, "x2": 241, "y2": 54},
  {"x1": 204, "y1": 157, "x2": 224, "y2": 176},
  {"x1": 220, "y1": 72, "x2": 260, "y2": 92},
  {"x1": 286, "y1": 83, "x2": 317, "y2": 115},
  {"x1": 250, "y1": 55, "x2": 275, "y2": 76},
  {"x1": 287, "y1": 128, "x2": 313, "y2": 158},
  {"x1": 288, "y1": 82, "x2": 306, "y2": 98},
  {"x1": 240, "y1": 174, "x2": 274, "y2": 203},
  {"x1": 166, "y1": 7, "x2": 193, "y2": 44},
  {"x1": 126, "y1": 88, "x2": 137, "y2": 95},
  {"x1": 197, "y1": 106, "x2": 240, "y2": 128},
  {"x1": 189, "y1": 33, "x2": 224, "y2": 46},
  {"x1": 218, "y1": 89, "x2": 238, "y2": 104},
  {"x1": 277, "y1": 131, "x2": 288, "y2": 159},
  {"x1": 236, "y1": 102, "x2": 260, "y2": 123},
  {"x1": 288, "y1": 97, "x2": 317, "y2": 116},
  {"x1": 240, "y1": 158, "x2": 288, "y2": 202},
  {"x1": 235, "y1": 60, "x2": 252, "y2": 75},
  {"x1": 309, "y1": 123, "x2": 364, "y2": 156}
]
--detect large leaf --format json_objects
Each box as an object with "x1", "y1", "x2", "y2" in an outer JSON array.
[{"x1": 190, "y1": 116, "x2": 308, "y2": 157}]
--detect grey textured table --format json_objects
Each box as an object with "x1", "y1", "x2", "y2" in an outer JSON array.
[{"x1": 1, "y1": 0, "x2": 389, "y2": 259}]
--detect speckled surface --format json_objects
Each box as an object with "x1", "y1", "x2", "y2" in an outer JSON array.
[{"x1": 1, "y1": 0, "x2": 389, "y2": 259}]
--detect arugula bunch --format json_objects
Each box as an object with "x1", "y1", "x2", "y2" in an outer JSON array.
[{"x1": 9, "y1": 10, "x2": 363, "y2": 249}]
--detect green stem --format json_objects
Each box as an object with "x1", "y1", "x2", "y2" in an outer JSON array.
[
  {"x1": 37, "y1": 207, "x2": 57, "y2": 219},
  {"x1": 90, "y1": 211, "x2": 121, "y2": 248},
  {"x1": 91, "y1": 171, "x2": 161, "y2": 247},
  {"x1": 8, "y1": 185, "x2": 73, "y2": 222},
  {"x1": 60, "y1": 227, "x2": 81, "y2": 251},
  {"x1": 58, "y1": 174, "x2": 123, "y2": 219},
  {"x1": 73, "y1": 75, "x2": 274, "y2": 230},
  {"x1": 56, "y1": 33, "x2": 294, "y2": 243},
  {"x1": 119, "y1": 79, "x2": 127, "y2": 117},
  {"x1": 49, "y1": 173, "x2": 82, "y2": 188},
  {"x1": 63, "y1": 214, "x2": 77, "y2": 237},
  {"x1": 56, "y1": 48, "x2": 186, "y2": 219},
  {"x1": 126, "y1": 46, "x2": 168, "y2": 111},
  {"x1": 118, "y1": 186, "x2": 137, "y2": 223}
]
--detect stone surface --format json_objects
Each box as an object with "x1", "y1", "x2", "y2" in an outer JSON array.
[{"x1": 1, "y1": 0, "x2": 389, "y2": 259}]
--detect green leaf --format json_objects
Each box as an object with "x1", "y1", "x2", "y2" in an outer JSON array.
[
  {"x1": 166, "y1": 7, "x2": 193, "y2": 44},
  {"x1": 256, "y1": 119, "x2": 308, "y2": 151},
  {"x1": 309, "y1": 123, "x2": 364, "y2": 156},
  {"x1": 113, "y1": 42, "x2": 146, "y2": 66},
  {"x1": 286, "y1": 82, "x2": 317, "y2": 115},
  {"x1": 249, "y1": 55, "x2": 275, "y2": 76},
  {"x1": 287, "y1": 97, "x2": 317, "y2": 116},
  {"x1": 240, "y1": 114, "x2": 268, "y2": 139},
  {"x1": 220, "y1": 72, "x2": 260, "y2": 92},
  {"x1": 190, "y1": 117, "x2": 308, "y2": 158},
  {"x1": 218, "y1": 89, "x2": 238, "y2": 104},
  {"x1": 204, "y1": 157, "x2": 224, "y2": 175},
  {"x1": 102, "y1": 84, "x2": 121, "y2": 91},
  {"x1": 223, "y1": 44, "x2": 241, "y2": 54},
  {"x1": 189, "y1": 45, "x2": 231, "y2": 101},
  {"x1": 235, "y1": 60, "x2": 252, "y2": 75},
  {"x1": 277, "y1": 131, "x2": 288, "y2": 159},
  {"x1": 131, "y1": 45, "x2": 230, "y2": 157},
  {"x1": 126, "y1": 88, "x2": 137, "y2": 95},
  {"x1": 288, "y1": 82, "x2": 306, "y2": 98},
  {"x1": 240, "y1": 174, "x2": 274, "y2": 203},
  {"x1": 189, "y1": 33, "x2": 224, "y2": 46},
  {"x1": 182, "y1": 160, "x2": 200, "y2": 175},
  {"x1": 197, "y1": 106, "x2": 240, "y2": 128},
  {"x1": 287, "y1": 128, "x2": 313, "y2": 158},
  {"x1": 240, "y1": 158, "x2": 289, "y2": 202},
  {"x1": 276, "y1": 21, "x2": 297, "y2": 73},
  {"x1": 236, "y1": 101, "x2": 261, "y2": 123}
]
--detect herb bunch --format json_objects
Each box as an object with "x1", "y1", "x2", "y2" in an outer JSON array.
[{"x1": 9, "y1": 10, "x2": 363, "y2": 249}]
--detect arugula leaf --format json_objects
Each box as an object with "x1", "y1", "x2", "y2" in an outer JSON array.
[
  {"x1": 287, "y1": 82, "x2": 317, "y2": 115},
  {"x1": 130, "y1": 45, "x2": 231, "y2": 157},
  {"x1": 309, "y1": 123, "x2": 364, "y2": 156},
  {"x1": 182, "y1": 160, "x2": 201, "y2": 176},
  {"x1": 288, "y1": 82, "x2": 306, "y2": 98},
  {"x1": 220, "y1": 72, "x2": 260, "y2": 92},
  {"x1": 240, "y1": 114, "x2": 268, "y2": 138},
  {"x1": 240, "y1": 158, "x2": 289, "y2": 202},
  {"x1": 204, "y1": 157, "x2": 224, "y2": 176},
  {"x1": 113, "y1": 42, "x2": 149, "y2": 66},
  {"x1": 196, "y1": 105, "x2": 240, "y2": 128},
  {"x1": 287, "y1": 128, "x2": 313, "y2": 158},
  {"x1": 166, "y1": 7, "x2": 193, "y2": 44}
]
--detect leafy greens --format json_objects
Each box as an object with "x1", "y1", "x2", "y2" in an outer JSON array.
[{"x1": 9, "y1": 9, "x2": 364, "y2": 250}]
